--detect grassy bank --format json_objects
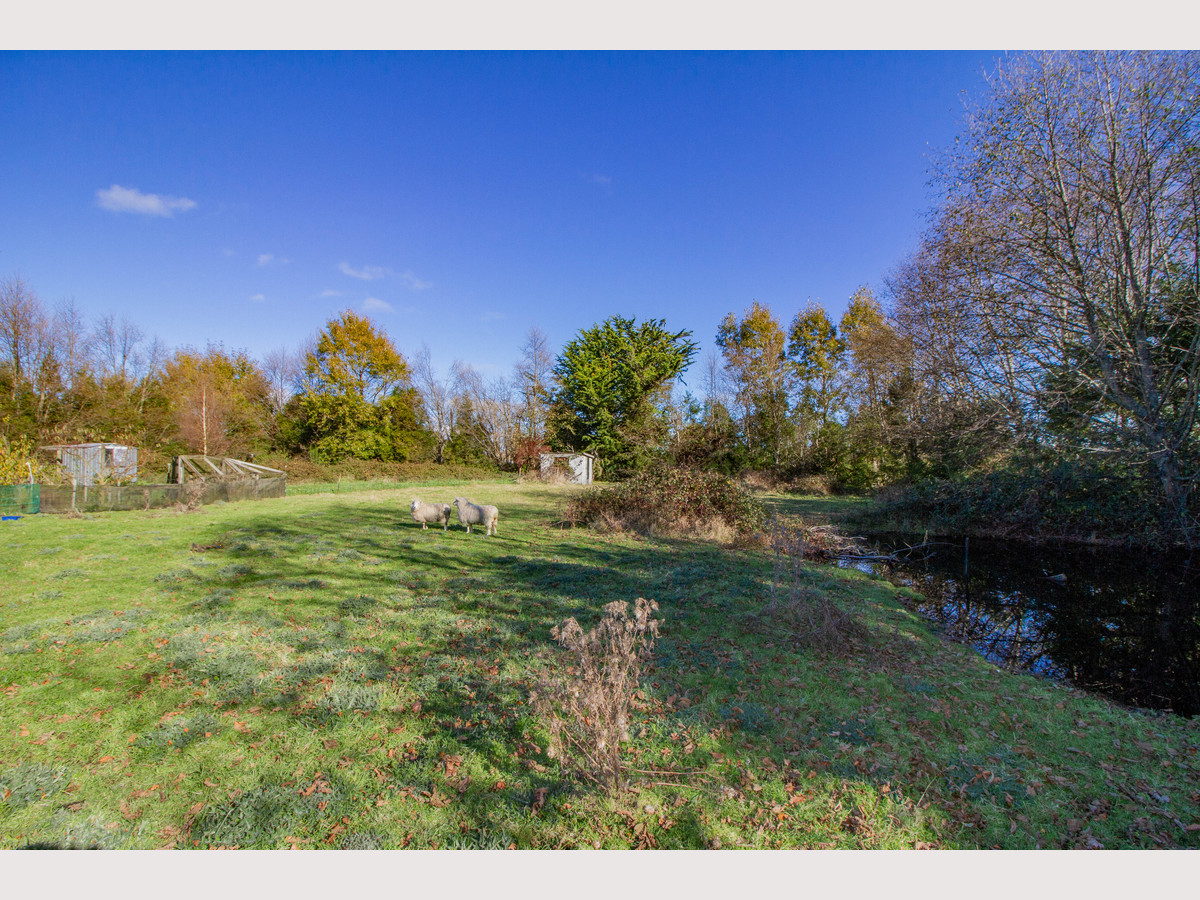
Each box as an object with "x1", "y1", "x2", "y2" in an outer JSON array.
[{"x1": 1, "y1": 484, "x2": 1197, "y2": 849}]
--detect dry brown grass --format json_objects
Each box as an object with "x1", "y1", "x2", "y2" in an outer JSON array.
[
  {"x1": 787, "y1": 474, "x2": 834, "y2": 496},
  {"x1": 585, "y1": 509, "x2": 739, "y2": 544}
]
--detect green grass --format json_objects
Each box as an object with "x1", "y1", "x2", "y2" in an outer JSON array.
[
  {"x1": 285, "y1": 475, "x2": 516, "y2": 497},
  {"x1": 1, "y1": 484, "x2": 1197, "y2": 849}
]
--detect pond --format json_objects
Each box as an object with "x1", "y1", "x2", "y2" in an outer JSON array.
[{"x1": 843, "y1": 535, "x2": 1200, "y2": 717}]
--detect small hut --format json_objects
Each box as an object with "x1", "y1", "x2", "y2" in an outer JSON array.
[
  {"x1": 539, "y1": 451, "x2": 596, "y2": 485},
  {"x1": 40, "y1": 443, "x2": 138, "y2": 484}
]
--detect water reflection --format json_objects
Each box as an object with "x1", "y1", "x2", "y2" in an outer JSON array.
[{"x1": 843, "y1": 537, "x2": 1200, "y2": 717}]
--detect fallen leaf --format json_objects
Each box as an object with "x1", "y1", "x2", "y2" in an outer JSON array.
[{"x1": 119, "y1": 801, "x2": 142, "y2": 821}]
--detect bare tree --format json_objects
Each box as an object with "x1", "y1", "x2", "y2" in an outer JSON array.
[
  {"x1": 700, "y1": 347, "x2": 732, "y2": 423},
  {"x1": 514, "y1": 325, "x2": 554, "y2": 442},
  {"x1": 0, "y1": 275, "x2": 46, "y2": 399},
  {"x1": 51, "y1": 298, "x2": 90, "y2": 392},
  {"x1": 89, "y1": 313, "x2": 144, "y2": 383},
  {"x1": 261, "y1": 346, "x2": 301, "y2": 416},
  {"x1": 921, "y1": 51, "x2": 1200, "y2": 541},
  {"x1": 412, "y1": 344, "x2": 458, "y2": 465},
  {"x1": 454, "y1": 361, "x2": 520, "y2": 468}
]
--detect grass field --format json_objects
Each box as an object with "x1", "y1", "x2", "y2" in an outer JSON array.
[{"x1": 1, "y1": 483, "x2": 1198, "y2": 849}]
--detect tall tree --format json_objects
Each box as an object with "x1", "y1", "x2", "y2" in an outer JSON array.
[
  {"x1": 553, "y1": 315, "x2": 697, "y2": 477},
  {"x1": 412, "y1": 344, "x2": 457, "y2": 464},
  {"x1": 786, "y1": 302, "x2": 846, "y2": 454},
  {"x1": 160, "y1": 345, "x2": 270, "y2": 457},
  {"x1": 297, "y1": 310, "x2": 420, "y2": 462},
  {"x1": 839, "y1": 286, "x2": 908, "y2": 480},
  {"x1": 716, "y1": 301, "x2": 794, "y2": 468},
  {"x1": 89, "y1": 313, "x2": 144, "y2": 384}
]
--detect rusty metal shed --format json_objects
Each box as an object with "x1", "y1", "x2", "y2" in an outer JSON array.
[
  {"x1": 40, "y1": 443, "x2": 138, "y2": 484},
  {"x1": 539, "y1": 451, "x2": 596, "y2": 485}
]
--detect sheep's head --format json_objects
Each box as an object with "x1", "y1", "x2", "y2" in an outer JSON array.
[
  {"x1": 410, "y1": 499, "x2": 422, "y2": 512},
  {"x1": 452, "y1": 498, "x2": 464, "y2": 509}
]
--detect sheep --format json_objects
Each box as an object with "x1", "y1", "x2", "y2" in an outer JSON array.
[
  {"x1": 452, "y1": 497, "x2": 499, "y2": 536},
  {"x1": 410, "y1": 499, "x2": 452, "y2": 531}
]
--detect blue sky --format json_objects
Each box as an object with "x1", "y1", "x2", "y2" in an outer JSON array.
[{"x1": 2, "y1": 50, "x2": 1004, "y2": 384}]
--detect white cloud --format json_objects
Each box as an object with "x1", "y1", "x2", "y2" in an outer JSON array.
[
  {"x1": 339, "y1": 262, "x2": 389, "y2": 280},
  {"x1": 480, "y1": 311, "x2": 505, "y2": 322},
  {"x1": 401, "y1": 270, "x2": 432, "y2": 291},
  {"x1": 250, "y1": 293, "x2": 267, "y2": 303},
  {"x1": 318, "y1": 289, "x2": 343, "y2": 298},
  {"x1": 591, "y1": 173, "x2": 613, "y2": 186},
  {"x1": 339, "y1": 262, "x2": 431, "y2": 290},
  {"x1": 363, "y1": 297, "x2": 394, "y2": 313},
  {"x1": 96, "y1": 184, "x2": 196, "y2": 217},
  {"x1": 258, "y1": 253, "x2": 290, "y2": 267}
]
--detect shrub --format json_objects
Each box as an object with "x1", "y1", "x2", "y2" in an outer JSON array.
[
  {"x1": 534, "y1": 598, "x2": 660, "y2": 792},
  {"x1": 0, "y1": 435, "x2": 64, "y2": 485},
  {"x1": 565, "y1": 467, "x2": 763, "y2": 539}
]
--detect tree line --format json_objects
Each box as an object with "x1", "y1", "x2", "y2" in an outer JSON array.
[{"x1": 2, "y1": 52, "x2": 1197, "y2": 542}]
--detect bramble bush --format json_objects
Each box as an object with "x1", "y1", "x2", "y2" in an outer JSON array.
[
  {"x1": 860, "y1": 453, "x2": 1172, "y2": 547},
  {"x1": 565, "y1": 466, "x2": 763, "y2": 540}
]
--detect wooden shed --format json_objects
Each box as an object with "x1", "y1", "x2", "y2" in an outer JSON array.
[{"x1": 539, "y1": 451, "x2": 596, "y2": 485}]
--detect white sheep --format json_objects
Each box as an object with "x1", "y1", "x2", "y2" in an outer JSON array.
[
  {"x1": 410, "y1": 499, "x2": 452, "y2": 531},
  {"x1": 452, "y1": 497, "x2": 499, "y2": 536}
]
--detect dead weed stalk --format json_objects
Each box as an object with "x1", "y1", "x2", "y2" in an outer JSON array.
[{"x1": 534, "y1": 598, "x2": 660, "y2": 792}]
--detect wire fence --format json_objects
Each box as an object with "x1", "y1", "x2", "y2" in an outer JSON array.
[
  {"x1": 1, "y1": 474, "x2": 516, "y2": 515},
  {"x1": 34, "y1": 477, "x2": 288, "y2": 514},
  {"x1": 0, "y1": 484, "x2": 40, "y2": 516},
  {"x1": 285, "y1": 474, "x2": 517, "y2": 497}
]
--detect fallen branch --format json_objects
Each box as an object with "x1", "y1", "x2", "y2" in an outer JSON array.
[{"x1": 827, "y1": 540, "x2": 955, "y2": 564}]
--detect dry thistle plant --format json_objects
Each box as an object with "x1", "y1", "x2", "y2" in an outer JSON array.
[{"x1": 534, "y1": 598, "x2": 660, "y2": 792}]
